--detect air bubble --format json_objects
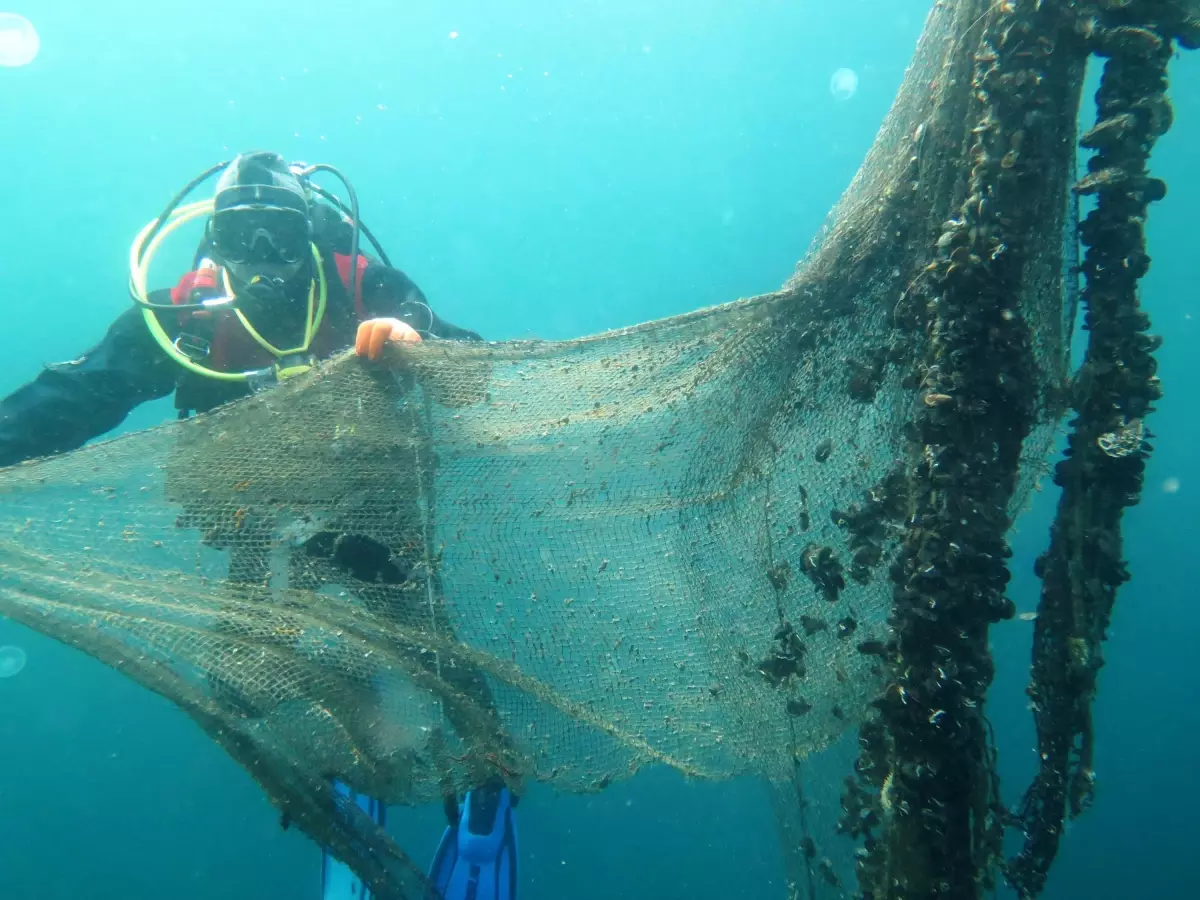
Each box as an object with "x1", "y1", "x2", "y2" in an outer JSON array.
[
  {"x1": 830, "y1": 67, "x2": 858, "y2": 101},
  {"x1": 0, "y1": 13, "x2": 39, "y2": 68},
  {"x1": 0, "y1": 645, "x2": 27, "y2": 678}
]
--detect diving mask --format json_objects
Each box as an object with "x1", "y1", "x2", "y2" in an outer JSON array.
[{"x1": 212, "y1": 205, "x2": 310, "y2": 269}]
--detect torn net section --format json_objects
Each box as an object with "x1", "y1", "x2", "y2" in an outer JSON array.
[{"x1": 0, "y1": 1, "x2": 1080, "y2": 897}]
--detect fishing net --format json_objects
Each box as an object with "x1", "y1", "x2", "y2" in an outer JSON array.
[{"x1": 1, "y1": 0, "x2": 1192, "y2": 898}]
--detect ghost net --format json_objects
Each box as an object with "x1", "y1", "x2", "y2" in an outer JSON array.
[{"x1": 1, "y1": 0, "x2": 1195, "y2": 898}]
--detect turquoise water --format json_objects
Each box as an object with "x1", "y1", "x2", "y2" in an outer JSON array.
[{"x1": 0, "y1": 2, "x2": 1196, "y2": 898}]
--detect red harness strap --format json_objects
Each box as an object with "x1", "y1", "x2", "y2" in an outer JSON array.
[
  {"x1": 333, "y1": 252, "x2": 370, "y2": 319},
  {"x1": 170, "y1": 267, "x2": 219, "y2": 307},
  {"x1": 167, "y1": 254, "x2": 372, "y2": 373},
  {"x1": 170, "y1": 255, "x2": 369, "y2": 313}
]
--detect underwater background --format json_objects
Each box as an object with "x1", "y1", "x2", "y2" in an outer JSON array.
[{"x1": 0, "y1": 1, "x2": 1196, "y2": 898}]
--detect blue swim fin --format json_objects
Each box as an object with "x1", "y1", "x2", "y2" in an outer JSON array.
[
  {"x1": 428, "y1": 785, "x2": 519, "y2": 900},
  {"x1": 322, "y1": 780, "x2": 388, "y2": 900}
]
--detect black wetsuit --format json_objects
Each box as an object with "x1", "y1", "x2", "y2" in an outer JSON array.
[{"x1": 0, "y1": 207, "x2": 480, "y2": 469}]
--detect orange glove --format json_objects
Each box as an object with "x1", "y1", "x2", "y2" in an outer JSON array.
[{"x1": 355, "y1": 317, "x2": 423, "y2": 361}]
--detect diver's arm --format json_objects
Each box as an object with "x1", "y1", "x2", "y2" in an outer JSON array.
[
  {"x1": 0, "y1": 305, "x2": 178, "y2": 467},
  {"x1": 360, "y1": 263, "x2": 483, "y2": 342}
]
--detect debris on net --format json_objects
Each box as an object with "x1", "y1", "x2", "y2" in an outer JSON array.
[
  {"x1": 0, "y1": 1, "x2": 1193, "y2": 898},
  {"x1": 830, "y1": 1, "x2": 1191, "y2": 899},
  {"x1": 839, "y1": 0, "x2": 1090, "y2": 895}
]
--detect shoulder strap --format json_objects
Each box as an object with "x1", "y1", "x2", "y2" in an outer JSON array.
[{"x1": 333, "y1": 253, "x2": 371, "y2": 321}]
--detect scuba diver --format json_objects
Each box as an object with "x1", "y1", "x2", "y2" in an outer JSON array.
[
  {"x1": 0, "y1": 150, "x2": 477, "y2": 460},
  {"x1": 0, "y1": 151, "x2": 519, "y2": 900}
]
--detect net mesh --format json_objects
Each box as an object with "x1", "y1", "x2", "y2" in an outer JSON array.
[{"x1": 0, "y1": 1, "x2": 1092, "y2": 898}]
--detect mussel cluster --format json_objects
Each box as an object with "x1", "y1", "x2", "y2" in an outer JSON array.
[
  {"x1": 1009, "y1": 2, "x2": 1189, "y2": 896},
  {"x1": 831, "y1": 465, "x2": 908, "y2": 585},
  {"x1": 846, "y1": 0, "x2": 1082, "y2": 896},
  {"x1": 800, "y1": 543, "x2": 847, "y2": 603}
]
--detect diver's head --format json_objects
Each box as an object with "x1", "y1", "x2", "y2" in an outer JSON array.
[{"x1": 209, "y1": 151, "x2": 312, "y2": 298}]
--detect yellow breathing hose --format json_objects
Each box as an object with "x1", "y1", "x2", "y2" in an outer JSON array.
[{"x1": 129, "y1": 200, "x2": 327, "y2": 382}]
